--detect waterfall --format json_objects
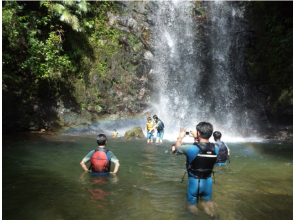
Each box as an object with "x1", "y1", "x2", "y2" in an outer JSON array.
[{"x1": 149, "y1": 1, "x2": 267, "y2": 140}]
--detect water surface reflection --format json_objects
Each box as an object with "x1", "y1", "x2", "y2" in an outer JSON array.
[{"x1": 2, "y1": 134, "x2": 293, "y2": 219}]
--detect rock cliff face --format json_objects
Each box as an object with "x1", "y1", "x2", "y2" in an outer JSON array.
[
  {"x1": 14, "y1": 2, "x2": 157, "y2": 133},
  {"x1": 53, "y1": 2, "x2": 168, "y2": 132},
  {"x1": 3, "y1": 1, "x2": 291, "y2": 139}
]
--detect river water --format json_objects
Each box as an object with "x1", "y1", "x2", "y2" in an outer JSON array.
[{"x1": 2, "y1": 133, "x2": 293, "y2": 220}]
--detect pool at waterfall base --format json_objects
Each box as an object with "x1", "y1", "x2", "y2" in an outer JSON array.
[{"x1": 2, "y1": 133, "x2": 293, "y2": 220}]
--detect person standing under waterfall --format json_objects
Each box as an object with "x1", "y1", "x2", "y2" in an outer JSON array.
[
  {"x1": 149, "y1": 115, "x2": 164, "y2": 143},
  {"x1": 213, "y1": 131, "x2": 230, "y2": 166},
  {"x1": 80, "y1": 134, "x2": 120, "y2": 175},
  {"x1": 173, "y1": 122, "x2": 218, "y2": 216},
  {"x1": 145, "y1": 117, "x2": 154, "y2": 143}
]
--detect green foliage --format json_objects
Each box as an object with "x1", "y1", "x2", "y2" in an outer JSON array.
[
  {"x1": 40, "y1": 0, "x2": 91, "y2": 31},
  {"x1": 80, "y1": 102, "x2": 85, "y2": 110},
  {"x1": 128, "y1": 34, "x2": 140, "y2": 47},
  {"x1": 2, "y1": 0, "x2": 141, "y2": 132},
  {"x1": 21, "y1": 30, "x2": 74, "y2": 79}
]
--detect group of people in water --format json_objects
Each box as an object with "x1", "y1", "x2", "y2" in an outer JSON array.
[
  {"x1": 145, "y1": 115, "x2": 165, "y2": 143},
  {"x1": 80, "y1": 119, "x2": 230, "y2": 216}
]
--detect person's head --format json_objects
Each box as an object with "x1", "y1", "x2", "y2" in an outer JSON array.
[
  {"x1": 171, "y1": 144, "x2": 176, "y2": 153},
  {"x1": 153, "y1": 115, "x2": 158, "y2": 121},
  {"x1": 213, "y1": 131, "x2": 222, "y2": 141},
  {"x1": 97, "y1": 134, "x2": 107, "y2": 146},
  {"x1": 113, "y1": 129, "x2": 116, "y2": 132},
  {"x1": 196, "y1": 122, "x2": 213, "y2": 140},
  {"x1": 147, "y1": 117, "x2": 152, "y2": 122}
]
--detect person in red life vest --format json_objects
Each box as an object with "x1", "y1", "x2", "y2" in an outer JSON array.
[{"x1": 80, "y1": 134, "x2": 120, "y2": 174}]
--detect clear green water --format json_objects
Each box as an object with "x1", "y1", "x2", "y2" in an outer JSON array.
[{"x1": 2, "y1": 134, "x2": 293, "y2": 220}]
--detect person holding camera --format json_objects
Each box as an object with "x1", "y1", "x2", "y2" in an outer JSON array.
[{"x1": 173, "y1": 122, "x2": 218, "y2": 216}]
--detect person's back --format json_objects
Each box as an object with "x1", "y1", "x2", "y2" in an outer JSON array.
[
  {"x1": 174, "y1": 122, "x2": 219, "y2": 216},
  {"x1": 80, "y1": 134, "x2": 120, "y2": 175},
  {"x1": 153, "y1": 115, "x2": 164, "y2": 143},
  {"x1": 186, "y1": 142, "x2": 218, "y2": 178},
  {"x1": 213, "y1": 131, "x2": 230, "y2": 166}
]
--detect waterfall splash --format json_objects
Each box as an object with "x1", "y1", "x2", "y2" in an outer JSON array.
[{"x1": 150, "y1": 1, "x2": 267, "y2": 141}]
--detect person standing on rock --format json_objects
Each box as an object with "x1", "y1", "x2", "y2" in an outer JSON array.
[
  {"x1": 149, "y1": 115, "x2": 165, "y2": 143},
  {"x1": 80, "y1": 134, "x2": 120, "y2": 175},
  {"x1": 173, "y1": 122, "x2": 218, "y2": 216}
]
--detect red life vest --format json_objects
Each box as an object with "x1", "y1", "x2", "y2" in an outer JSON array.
[{"x1": 90, "y1": 149, "x2": 111, "y2": 173}]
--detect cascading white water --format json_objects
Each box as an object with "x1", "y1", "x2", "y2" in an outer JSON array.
[{"x1": 150, "y1": 1, "x2": 267, "y2": 141}]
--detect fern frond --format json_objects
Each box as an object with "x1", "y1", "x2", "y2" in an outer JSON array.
[
  {"x1": 62, "y1": 0, "x2": 74, "y2": 6},
  {"x1": 77, "y1": 0, "x2": 89, "y2": 13},
  {"x1": 70, "y1": 15, "x2": 80, "y2": 31},
  {"x1": 60, "y1": 9, "x2": 71, "y2": 22},
  {"x1": 40, "y1": 1, "x2": 50, "y2": 7},
  {"x1": 60, "y1": 9, "x2": 80, "y2": 31},
  {"x1": 53, "y1": 3, "x2": 65, "y2": 15}
]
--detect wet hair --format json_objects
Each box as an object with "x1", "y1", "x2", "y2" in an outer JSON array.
[
  {"x1": 196, "y1": 122, "x2": 213, "y2": 140},
  {"x1": 113, "y1": 129, "x2": 116, "y2": 131},
  {"x1": 153, "y1": 115, "x2": 158, "y2": 120},
  {"x1": 96, "y1": 134, "x2": 107, "y2": 146},
  {"x1": 171, "y1": 144, "x2": 176, "y2": 154},
  {"x1": 147, "y1": 117, "x2": 152, "y2": 120},
  {"x1": 213, "y1": 131, "x2": 222, "y2": 140}
]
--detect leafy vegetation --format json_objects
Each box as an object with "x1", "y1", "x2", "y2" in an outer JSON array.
[{"x1": 2, "y1": 1, "x2": 134, "y2": 133}]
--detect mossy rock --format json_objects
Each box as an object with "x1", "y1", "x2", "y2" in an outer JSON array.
[{"x1": 124, "y1": 126, "x2": 144, "y2": 140}]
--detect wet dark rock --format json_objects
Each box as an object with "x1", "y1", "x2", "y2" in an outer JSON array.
[
  {"x1": 124, "y1": 126, "x2": 145, "y2": 140},
  {"x1": 260, "y1": 124, "x2": 293, "y2": 141}
]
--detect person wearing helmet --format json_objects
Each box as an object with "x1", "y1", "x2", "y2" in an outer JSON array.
[
  {"x1": 149, "y1": 115, "x2": 164, "y2": 143},
  {"x1": 145, "y1": 117, "x2": 154, "y2": 143}
]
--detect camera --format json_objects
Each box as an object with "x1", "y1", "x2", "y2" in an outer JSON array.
[{"x1": 186, "y1": 131, "x2": 191, "y2": 135}]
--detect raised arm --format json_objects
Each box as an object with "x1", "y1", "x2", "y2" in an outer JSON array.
[{"x1": 174, "y1": 127, "x2": 187, "y2": 151}]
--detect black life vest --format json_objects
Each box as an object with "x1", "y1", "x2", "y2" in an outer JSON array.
[
  {"x1": 90, "y1": 148, "x2": 111, "y2": 173},
  {"x1": 216, "y1": 141, "x2": 228, "y2": 163},
  {"x1": 157, "y1": 119, "x2": 164, "y2": 131},
  {"x1": 187, "y1": 143, "x2": 217, "y2": 179}
]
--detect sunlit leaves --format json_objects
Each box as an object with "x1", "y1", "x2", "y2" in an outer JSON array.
[
  {"x1": 52, "y1": 3, "x2": 65, "y2": 15},
  {"x1": 40, "y1": 0, "x2": 90, "y2": 32},
  {"x1": 60, "y1": 9, "x2": 80, "y2": 31},
  {"x1": 77, "y1": 0, "x2": 89, "y2": 13}
]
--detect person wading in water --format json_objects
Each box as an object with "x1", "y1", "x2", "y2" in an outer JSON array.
[
  {"x1": 213, "y1": 131, "x2": 230, "y2": 166},
  {"x1": 80, "y1": 134, "x2": 120, "y2": 175},
  {"x1": 149, "y1": 115, "x2": 165, "y2": 143},
  {"x1": 173, "y1": 122, "x2": 219, "y2": 216}
]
